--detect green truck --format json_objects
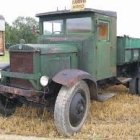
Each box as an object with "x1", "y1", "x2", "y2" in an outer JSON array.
[{"x1": 0, "y1": 8, "x2": 140, "y2": 136}]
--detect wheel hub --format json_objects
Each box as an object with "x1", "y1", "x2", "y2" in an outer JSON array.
[{"x1": 69, "y1": 90, "x2": 86, "y2": 127}]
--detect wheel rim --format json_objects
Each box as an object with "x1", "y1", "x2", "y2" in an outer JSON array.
[{"x1": 69, "y1": 90, "x2": 87, "y2": 127}]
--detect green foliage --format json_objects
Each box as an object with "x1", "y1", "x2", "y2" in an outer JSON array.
[{"x1": 5, "y1": 17, "x2": 39, "y2": 48}]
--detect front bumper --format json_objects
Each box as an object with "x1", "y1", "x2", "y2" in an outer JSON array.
[{"x1": 0, "y1": 85, "x2": 41, "y2": 98}]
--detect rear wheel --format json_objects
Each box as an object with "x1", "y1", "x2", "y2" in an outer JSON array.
[
  {"x1": 54, "y1": 80, "x2": 90, "y2": 136},
  {"x1": 129, "y1": 78, "x2": 137, "y2": 94},
  {"x1": 137, "y1": 78, "x2": 140, "y2": 96},
  {"x1": 0, "y1": 94, "x2": 17, "y2": 117}
]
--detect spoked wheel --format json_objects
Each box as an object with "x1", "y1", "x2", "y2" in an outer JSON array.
[
  {"x1": 54, "y1": 80, "x2": 90, "y2": 136},
  {"x1": 0, "y1": 94, "x2": 17, "y2": 117}
]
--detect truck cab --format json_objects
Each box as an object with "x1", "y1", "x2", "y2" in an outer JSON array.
[{"x1": 37, "y1": 8, "x2": 117, "y2": 80}]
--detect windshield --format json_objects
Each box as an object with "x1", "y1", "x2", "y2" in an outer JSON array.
[
  {"x1": 42, "y1": 17, "x2": 92, "y2": 35},
  {"x1": 43, "y1": 20, "x2": 63, "y2": 35},
  {"x1": 66, "y1": 17, "x2": 92, "y2": 33}
]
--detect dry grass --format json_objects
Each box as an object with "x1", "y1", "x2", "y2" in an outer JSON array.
[{"x1": 0, "y1": 85, "x2": 139, "y2": 140}]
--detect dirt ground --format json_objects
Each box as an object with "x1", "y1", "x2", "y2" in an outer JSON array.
[{"x1": 0, "y1": 85, "x2": 139, "y2": 140}]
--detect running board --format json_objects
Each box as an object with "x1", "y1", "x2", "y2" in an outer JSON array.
[
  {"x1": 97, "y1": 92, "x2": 117, "y2": 102},
  {"x1": 117, "y1": 77, "x2": 132, "y2": 84}
]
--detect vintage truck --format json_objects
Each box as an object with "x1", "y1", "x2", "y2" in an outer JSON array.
[{"x1": 0, "y1": 8, "x2": 140, "y2": 136}]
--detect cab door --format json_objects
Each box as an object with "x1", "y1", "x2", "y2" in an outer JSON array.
[{"x1": 96, "y1": 17, "x2": 112, "y2": 80}]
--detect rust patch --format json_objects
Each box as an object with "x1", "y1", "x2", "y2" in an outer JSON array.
[
  {"x1": 0, "y1": 85, "x2": 38, "y2": 98},
  {"x1": 52, "y1": 69, "x2": 95, "y2": 87},
  {"x1": 10, "y1": 52, "x2": 33, "y2": 73},
  {"x1": 10, "y1": 52, "x2": 34, "y2": 89}
]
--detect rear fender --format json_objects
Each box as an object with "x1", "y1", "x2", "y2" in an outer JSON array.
[{"x1": 52, "y1": 69, "x2": 98, "y2": 100}]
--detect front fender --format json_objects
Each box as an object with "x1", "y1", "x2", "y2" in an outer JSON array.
[{"x1": 52, "y1": 69, "x2": 98, "y2": 100}]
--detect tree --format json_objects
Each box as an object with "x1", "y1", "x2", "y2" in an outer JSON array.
[
  {"x1": 12, "y1": 17, "x2": 39, "y2": 43},
  {"x1": 5, "y1": 16, "x2": 39, "y2": 46},
  {"x1": 5, "y1": 22, "x2": 19, "y2": 48}
]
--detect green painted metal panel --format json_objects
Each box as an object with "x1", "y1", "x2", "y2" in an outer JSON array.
[
  {"x1": 125, "y1": 50, "x2": 132, "y2": 63},
  {"x1": 96, "y1": 42, "x2": 111, "y2": 79},
  {"x1": 40, "y1": 53, "x2": 78, "y2": 78},
  {"x1": 95, "y1": 14, "x2": 116, "y2": 80},
  {"x1": 1, "y1": 71, "x2": 41, "y2": 80},
  {"x1": 133, "y1": 50, "x2": 139, "y2": 61},
  {"x1": 10, "y1": 44, "x2": 77, "y2": 54},
  {"x1": 117, "y1": 36, "x2": 140, "y2": 65}
]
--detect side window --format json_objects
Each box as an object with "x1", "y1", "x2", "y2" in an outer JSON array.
[
  {"x1": 98, "y1": 21, "x2": 109, "y2": 41},
  {"x1": 43, "y1": 20, "x2": 63, "y2": 35}
]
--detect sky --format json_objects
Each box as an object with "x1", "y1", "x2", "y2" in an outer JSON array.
[{"x1": 0, "y1": 0, "x2": 140, "y2": 37}]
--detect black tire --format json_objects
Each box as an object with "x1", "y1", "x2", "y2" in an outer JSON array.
[
  {"x1": 138, "y1": 78, "x2": 140, "y2": 96},
  {"x1": 0, "y1": 94, "x2": 16, "y2": 117},
  {"x1": 129, "y1": 78, "x2": 137, "y2": 94},
  {"x1": 54, "y1": 80, "x2": 90, "y2": 136}
]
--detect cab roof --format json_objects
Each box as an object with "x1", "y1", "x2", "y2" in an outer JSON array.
[{"x1": 36, "y1": 8, "x2": 117, "y2": 18}]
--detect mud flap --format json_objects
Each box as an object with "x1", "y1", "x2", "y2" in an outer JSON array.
[{"x1": 96, "y1": 92, "x2": 117, "y2": 102}]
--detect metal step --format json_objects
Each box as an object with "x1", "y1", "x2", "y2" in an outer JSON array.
[
  {"x1": 97, "y1": 92, "x2": 117, "y2": 102},
  {"x1": 117, "y1": 77, "x2": 132, "y2": 84}
]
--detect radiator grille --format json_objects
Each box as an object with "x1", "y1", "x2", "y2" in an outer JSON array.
[
  {"x1": 10, "y1": 52, "x2": 33, "y2": 73},
  {"x1": 10, "y1": 52, "x2": 34, "y2": 89}
]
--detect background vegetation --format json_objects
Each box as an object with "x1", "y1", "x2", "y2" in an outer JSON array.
[{"x1": 5, "y1": 16, "x2": 39, "y2": 48}]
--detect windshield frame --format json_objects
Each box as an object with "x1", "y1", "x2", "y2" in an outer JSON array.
[{"x1": 41, "y1": 15, "x2": 93, "y2": 36}]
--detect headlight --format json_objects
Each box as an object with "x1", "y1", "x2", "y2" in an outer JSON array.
[{"x1": 40, "y1": 76, "x2": 49, "y2": 87}]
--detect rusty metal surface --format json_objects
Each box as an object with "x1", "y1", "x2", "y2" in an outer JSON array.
[
  {"x1": 10, "y1": 52, "x2": 33, "y2": 73},
  {"x1": 10, "y1": 52, "x2": 33, "y2": 89},
  {"x1": 10, "y1": 78, "x2": 34, "y2": 89},
  {"x1": 52, "y1": 69, "x2": 96, "y2": 87},
  {"x1": 0, "y1": 84, "x2": 38, "y2": 98}
]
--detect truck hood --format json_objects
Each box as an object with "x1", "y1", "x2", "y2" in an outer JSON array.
[{"x1": 9, "y1": 44, "x2": 77, "y2": 54}]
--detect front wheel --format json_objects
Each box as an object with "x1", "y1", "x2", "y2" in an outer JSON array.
[{"x1": 54, "y1": 80, "x2": 90, "y2": 136}]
